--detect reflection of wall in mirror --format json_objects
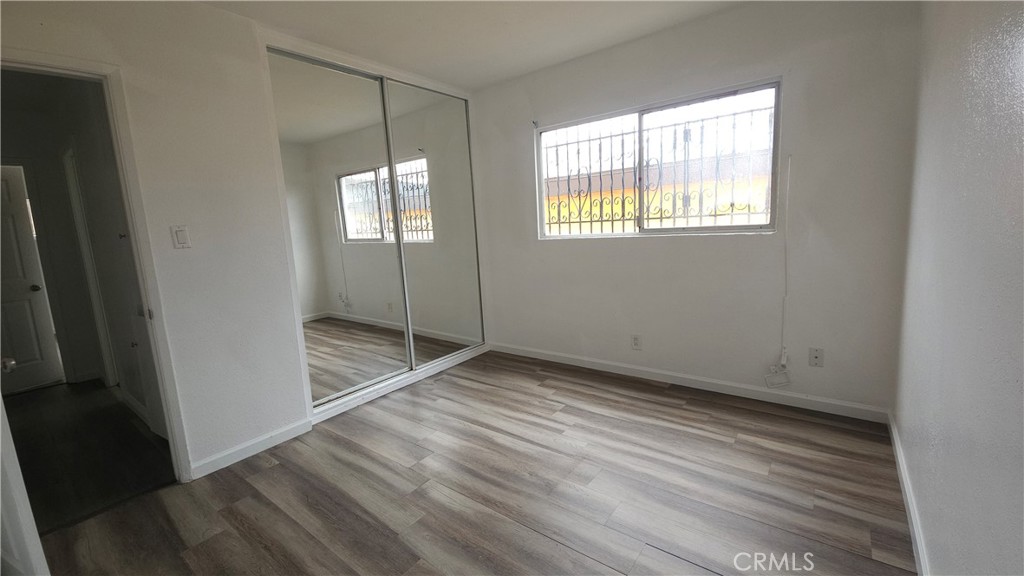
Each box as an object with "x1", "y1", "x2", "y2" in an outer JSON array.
[
  {"x1": 281, "y1": 142, "x2": 328, "y2": 318},
  {"x1": 282, "y1": 98, "x2": 482, "y2": 345}
]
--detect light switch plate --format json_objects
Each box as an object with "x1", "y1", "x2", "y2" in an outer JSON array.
[{"x1": 171, "y1": 225, "x2": 192, "y2": 249}]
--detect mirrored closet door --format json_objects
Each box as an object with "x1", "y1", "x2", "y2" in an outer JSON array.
[
  {"x1": 268, "y1": 50, "x2": 411, "y2": 404},
  {"x1": 267, "y1": 50, "x2": 484, "y2": 408},
  {"x1": 385, "y1": 80, "x2": 484, "y2": 366}
]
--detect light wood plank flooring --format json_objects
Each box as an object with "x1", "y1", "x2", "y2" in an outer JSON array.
[
  {"x1": 41, "y1": 352, "x2": 916, "y2": 575},
  {"x1": 304, "y1": 318, "x2": 465, "y2": 402}
]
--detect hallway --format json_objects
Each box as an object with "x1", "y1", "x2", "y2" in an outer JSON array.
[{"x1": 5, "y1": 381, "x2": 175, "y2": 533}]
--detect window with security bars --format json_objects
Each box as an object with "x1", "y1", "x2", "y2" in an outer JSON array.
[
  {"x1": 338, "y1": 158, "x2": 433, "y2": 242},
  {"x1": 539, "y1": 84, "x2": 778, "y2": 237}
]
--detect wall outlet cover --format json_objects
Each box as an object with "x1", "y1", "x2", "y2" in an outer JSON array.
[{"x1": 809, "y1": 347, "x2": 824, "y2": 367}]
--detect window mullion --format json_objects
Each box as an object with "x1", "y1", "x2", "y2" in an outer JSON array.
[
  {"x1": 636, "y1": 111, "x2": 645, "y2": 232},
  {"x1": 375, "y1": 167, "x2": 388, "y2": 241}
]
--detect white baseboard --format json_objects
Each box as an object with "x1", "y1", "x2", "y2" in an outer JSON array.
[
  {"x1": 188, "y1": 419, "x2": 312, "y2": 480},
  {"x1": 309, "y1": 311, "x2": 481, "y2": 346},
  {"x1": 888, "y1": 413, "x2": 929, "y2": 575},
  {"x1": 312, "y1": 343, "x2": 491, "y2": 424},
  {"x1": 490, "y1": 343, "x2": 889, "y2": 423}
]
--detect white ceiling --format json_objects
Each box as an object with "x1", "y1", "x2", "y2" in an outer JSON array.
[{"x1": 215, "y1": 2, "x2": 736, "y2": 92}]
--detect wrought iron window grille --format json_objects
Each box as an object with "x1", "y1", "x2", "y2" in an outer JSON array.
[{"x1": 538, "y1": 83, "x2": 780, "y2": 238}]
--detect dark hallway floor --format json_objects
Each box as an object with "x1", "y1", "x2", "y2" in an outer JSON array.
[{"x1": 4, "y1": 380, "x2": 176, "y2": 534}]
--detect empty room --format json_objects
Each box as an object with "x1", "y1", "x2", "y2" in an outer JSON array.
[{"x1": 0, "y1": 2, "x2": 1020, "y2": 576}]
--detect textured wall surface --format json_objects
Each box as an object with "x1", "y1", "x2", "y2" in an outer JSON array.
[{"x1": 895, "y1": 3, "x2": 1024, "y2": 575}]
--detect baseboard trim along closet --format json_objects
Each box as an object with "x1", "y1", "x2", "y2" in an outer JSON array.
[
  {"x1": 888, "y1": 413, "x2": 930, "y2": 576},
  {"x1": 491, "y1": 343, "x2": 890, "y2": 423},
  {"x1": 188, "y1": 418, "x2": 312, "y2": 480},
  {"x1": 311, "y1": 342, "x2": 492, "y2": 425}
]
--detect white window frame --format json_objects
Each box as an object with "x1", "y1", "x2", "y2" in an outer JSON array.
[
  {"x1": 535, "y1": 80, "x2": 782, "y2": 239},
  {"x1": 336, "y1": 155, "x2": 433, "y2": 244}
]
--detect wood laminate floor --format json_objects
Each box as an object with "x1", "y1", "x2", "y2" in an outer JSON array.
[
  {"x1": 42, "y1": 352, "x2": 916, "y2": 575},
  {"x1": 5, "y1": 380, "x2": 175, "y2": 534},
  {"x1": 305, "y1": 318, "x2": 466, "y2": 402}
]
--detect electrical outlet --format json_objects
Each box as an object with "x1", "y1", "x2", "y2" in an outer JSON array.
[
  {"x1": 387, "y1": 302, "x2": 394, "y2": 313},
  {"x1": 631, "y1": 334, "x2": 643, "y2": 351},
  {"x1": 809, "y1": 347, "x2": 824, "y2": 367},
  {"x1": 338, "y1": 292, "x2": 345, "y2": 301}
]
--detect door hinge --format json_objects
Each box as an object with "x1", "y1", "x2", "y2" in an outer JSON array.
[{"x1": 148, "y1": 308, "x2": 154, "y2": 320}]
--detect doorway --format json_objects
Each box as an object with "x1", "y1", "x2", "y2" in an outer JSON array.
[{"x1": 0, "y1": 69, "x2": 175, "y2": 533}]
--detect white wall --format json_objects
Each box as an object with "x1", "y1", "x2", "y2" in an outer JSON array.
[
  {"x1": 471, "y1": 2, "x2": 921, "y2": 412},
  {"x1": 894, "y1": 3, "x2": 1024, "y2": 575},
  {"x1": 281, "y1": 142, "x2": 328, "y2": 318},
  {"x1": 1, "y1": 2, "x2": 309, "y2": 472}
]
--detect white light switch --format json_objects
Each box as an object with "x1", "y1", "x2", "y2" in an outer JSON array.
[{"x1": 171, "y1": 225, "x2": 192, "y2": 249}]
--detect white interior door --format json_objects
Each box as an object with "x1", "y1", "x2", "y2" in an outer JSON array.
[{"x1": 0, "y1": 166, "x2": 64, "y2": 395}]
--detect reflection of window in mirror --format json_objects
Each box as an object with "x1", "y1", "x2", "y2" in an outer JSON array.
[{"x1": 337, "y1": 157, "x2": 433, "y2": 243}]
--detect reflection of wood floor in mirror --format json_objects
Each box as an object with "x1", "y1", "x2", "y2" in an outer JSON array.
[{"x1": 304, "y1": 317, "x2": 465, "y2": 402}]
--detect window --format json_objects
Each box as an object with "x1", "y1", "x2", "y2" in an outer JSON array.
[
  {"x1": 338, "y1": 158, "x2": 433, "y2": 242},
  {"x1": 538, "y1": 83, "x2": 778, "y2": 237}
]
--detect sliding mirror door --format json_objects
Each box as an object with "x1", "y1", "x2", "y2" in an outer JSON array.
[
  {"x1": 268, "y1": 51, "x2": 411, "y2": 404},
  {"x1": 385, "y1": 81, "x2": 484, "y2": 366}
]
